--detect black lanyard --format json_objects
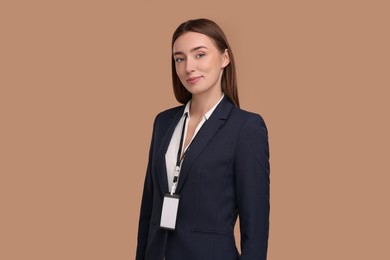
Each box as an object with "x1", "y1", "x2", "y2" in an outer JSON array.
[
  {"x1": 171, "y1": 112, "x2": 188, "y2": 195},
  {"x1": 176, "y1": 112, "x2": 188, "y2": 168}
]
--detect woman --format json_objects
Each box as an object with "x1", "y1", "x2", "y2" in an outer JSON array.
[{"x1": 136, "y1": 18, "x2": 270, "y2": 260}]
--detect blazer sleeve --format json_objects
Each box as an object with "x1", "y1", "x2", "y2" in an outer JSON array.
[
  {"x1": 135, "y1": 116, "x2": 157, "y2": 260},
  {"x1": 234, "y1": 114, "x2": 270, "y2": 260}
]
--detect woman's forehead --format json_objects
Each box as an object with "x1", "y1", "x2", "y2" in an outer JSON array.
[{"x1": 173, "y1": 32, "x2": 216, "y2": 53}]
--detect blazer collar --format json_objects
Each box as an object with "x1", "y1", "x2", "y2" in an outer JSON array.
[
  {"x1": 156, "y1": 96, "x2": 234, "y2": 196},
  {"x1": 176, "y1": 96, "x2": 233, "y2": 193}
]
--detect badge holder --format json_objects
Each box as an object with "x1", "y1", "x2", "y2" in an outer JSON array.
[
  {"x1": 160, "y1": 193, "x2": 180, "y2": 230},
  {"x1": 160, "y1": 175, "x2": 180, "y2": 230}
]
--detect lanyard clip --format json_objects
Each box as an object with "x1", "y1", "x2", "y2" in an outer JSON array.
[{"x1": 171, "y1": 175, "x2": 179, "y2": 195}]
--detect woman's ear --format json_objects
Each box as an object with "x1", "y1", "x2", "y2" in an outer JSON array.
[{"x1": 222, "y1": 49, "x2": 230, "y2": 68}]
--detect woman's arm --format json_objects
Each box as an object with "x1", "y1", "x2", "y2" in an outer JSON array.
[{"x1": 234, "y1": 114, "x2": 270, "y2": 260}]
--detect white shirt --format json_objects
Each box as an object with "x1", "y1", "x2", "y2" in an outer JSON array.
[{"x1": 165, "y1": 95, "x2": 224, "y2": 192}]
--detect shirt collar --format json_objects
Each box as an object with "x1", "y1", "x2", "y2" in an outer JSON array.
[{"x1": 183, "y1": 94, "x2": 224, "y2": 120}]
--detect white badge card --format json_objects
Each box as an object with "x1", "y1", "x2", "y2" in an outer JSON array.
[{"x1": 160, "y1": 194, "x2": 180, "y2": 230}]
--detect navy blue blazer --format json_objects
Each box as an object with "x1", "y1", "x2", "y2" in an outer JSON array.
[{"x1": 136, "y1": 96, "x2": 270, "y2": 260}]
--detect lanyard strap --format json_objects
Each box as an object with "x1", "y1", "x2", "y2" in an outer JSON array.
[
  {"x1": 171, "y1": 113, "x2": 188, "y2": 195},
  {"x1": 176, "y1": 112, "x2": 188, "y2": 168}
]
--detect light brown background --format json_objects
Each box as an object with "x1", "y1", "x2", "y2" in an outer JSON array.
[{"x1": 1, "y1": 0, "x2": 389, "y2": 259}]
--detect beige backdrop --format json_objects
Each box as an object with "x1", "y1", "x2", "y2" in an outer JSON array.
[{"x1": 1, "y1": 0, "x2": 389, "y2": 259}]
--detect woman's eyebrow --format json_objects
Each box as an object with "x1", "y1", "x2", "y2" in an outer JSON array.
[{"x1": 173, "y1": 46, "x2": 208, "y2": 56}]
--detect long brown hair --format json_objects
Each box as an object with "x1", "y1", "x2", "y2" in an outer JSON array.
[{"x1": 171, "y1": 18, "x2": 240, "y2": 107}]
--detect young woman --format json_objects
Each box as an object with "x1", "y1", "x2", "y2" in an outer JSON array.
[{"x1": 136, "y1": 18, "x2": 270, "y2": 260}]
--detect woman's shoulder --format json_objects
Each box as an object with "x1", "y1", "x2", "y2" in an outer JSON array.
[
  {"x1": 231, "y1": 106, "x2": 267, "y2": 126},
  {"x1": 229, "y1": 106, "x2": 269, "y2": 139},
  {"x1": 153, "y1": 105, "x2": 184, "y2": 123}
]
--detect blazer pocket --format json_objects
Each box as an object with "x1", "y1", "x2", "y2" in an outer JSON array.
[{"x1": 191, "y1": 228, "x2": 228, "y2": 236}]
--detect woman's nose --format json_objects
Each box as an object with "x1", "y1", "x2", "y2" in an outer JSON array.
[{"x1": 185, "y1": 58, "x2": 195, "y2": 73}]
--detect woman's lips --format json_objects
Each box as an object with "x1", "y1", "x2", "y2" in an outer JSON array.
[{"x1": 186, "y1": 76, "x2": 202, "y2": 84}]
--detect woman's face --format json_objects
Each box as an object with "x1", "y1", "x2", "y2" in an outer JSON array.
[{"x1": 173, "y1": 32, "x2": 230, "y2": 98}]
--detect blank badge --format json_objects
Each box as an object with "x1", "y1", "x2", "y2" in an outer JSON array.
[{"x1": 160, "y1": 194, "x2": 180, "y2": 230}]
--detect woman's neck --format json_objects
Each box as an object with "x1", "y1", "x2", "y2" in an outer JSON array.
[{"x1": 190, "y1": 90, "x2": 223, "y2": 118}]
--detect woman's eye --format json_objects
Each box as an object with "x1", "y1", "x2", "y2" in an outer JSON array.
[
  {"x1": 196, "y1": 53, "x2": 206, "y2": 58},
  {"x1": 175, "y1": 57, "x2": 185, "y2": 63}
]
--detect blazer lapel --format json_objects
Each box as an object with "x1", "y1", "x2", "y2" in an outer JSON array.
[
  {"x1": 156, "y1": 107, "x2": 184, "y2": 196},
  {"x1": 176, "y1": 97, "x2": 234, "y2": 193}
]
